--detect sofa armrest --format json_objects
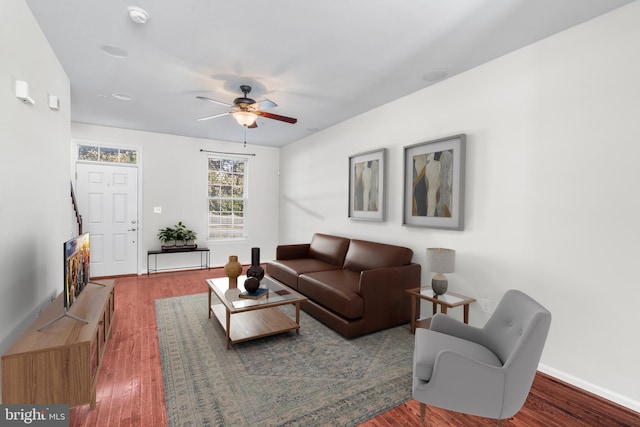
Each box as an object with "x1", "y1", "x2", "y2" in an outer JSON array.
[
  {"x1": 430, "y1": 313, "x2": 483, "y2": 344},
  {"x1": 359, "y1": 263, "x2": 421, "y2": 294},
  {"x1": 276, "y1": 243, "x2": 310, "y2": 260},
  {"x1": 359, "y1": 263, "x2": 421, "y2": 330}
]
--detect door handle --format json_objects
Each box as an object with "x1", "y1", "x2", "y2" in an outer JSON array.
[{"x1": 128, "y1": 228, "x2": 137, "y2": 231}]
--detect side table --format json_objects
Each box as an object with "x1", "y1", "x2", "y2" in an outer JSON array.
[
  {"x1": 147, "y1": 247, "x2": 210, "y2": 276},
  {"x1": 406, "y1": 287, "x2": 476, "y2": 333}
]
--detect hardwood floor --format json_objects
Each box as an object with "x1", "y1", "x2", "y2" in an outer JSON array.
[{"x1": 69, "y1": 269, "x2": 640, "y2": 426}]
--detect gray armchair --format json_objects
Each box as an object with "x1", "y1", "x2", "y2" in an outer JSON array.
[{"x1": 412, "y1": 289, "x2": 551, "y2": 425}]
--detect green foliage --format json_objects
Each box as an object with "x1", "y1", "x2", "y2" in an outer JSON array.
[{"x1": 157, "y1": 221, "x2": 197, "y2": 244}]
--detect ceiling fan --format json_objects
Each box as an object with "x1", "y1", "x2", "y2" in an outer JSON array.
[{"x1": 196, "y1": 85, "x2": 297, "y2": 128}]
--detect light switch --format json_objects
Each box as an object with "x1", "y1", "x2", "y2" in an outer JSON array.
[
  {"x1": 48, "y1": 94, "x2": 60, "y2": 110},
  {"x1": 153, "y1": 206, "x2": 162, "y2": 214}
]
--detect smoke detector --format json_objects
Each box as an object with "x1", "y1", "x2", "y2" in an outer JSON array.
[{"x1": 128, "y1": 6, "x2": 149, "y2": 24}]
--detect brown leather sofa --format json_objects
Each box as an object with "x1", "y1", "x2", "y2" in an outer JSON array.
[{"x1": 267, "y1": 233, "x2": 421, "y2": 338}]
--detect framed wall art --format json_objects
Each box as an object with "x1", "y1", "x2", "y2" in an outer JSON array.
[
  {"x1": 403, "y1": 134, "x2": 466, "y2": 230},
  {"x1": 348, "y1": 148, "x2": 386, "y2": 221}
]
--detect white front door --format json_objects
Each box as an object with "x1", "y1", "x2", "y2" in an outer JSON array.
[{"x1": 76, "y1": 163, "x2": 139, "y2": 277}]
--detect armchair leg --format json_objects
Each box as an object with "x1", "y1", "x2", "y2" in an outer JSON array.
[{"x1": 420, "y1": 402, "x2": 426, "y2": 423}]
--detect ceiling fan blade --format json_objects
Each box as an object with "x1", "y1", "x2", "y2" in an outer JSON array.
[
  {"x1": 196, "y1": 96, "x2": 232, "y2": 108},
  {"x1": 255, "y1": 99, "x2": 277, "y2": 110},
  {"x1": 257, "y1": 111, "x2": 297, "y2": 124},
  {"x1": 196, "y1": 112, "x2": 230, "y2": 121}
]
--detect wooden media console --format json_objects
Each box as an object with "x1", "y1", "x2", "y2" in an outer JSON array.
[{"x1": 1, "y1": 280, "x2": 115, "y2": 408}]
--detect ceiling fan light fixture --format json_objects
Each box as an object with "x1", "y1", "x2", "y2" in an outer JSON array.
[{"x1": 232, "y1": 111, "x2": 257, "y2": 127}]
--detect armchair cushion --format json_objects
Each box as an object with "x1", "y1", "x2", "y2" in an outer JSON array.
[{"x1": 414, "y1": 329, "x2": 502, "y2": 381}]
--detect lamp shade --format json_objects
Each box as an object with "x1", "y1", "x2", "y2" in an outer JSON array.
[
  {"x1": 232, "y1": 111, "x2": 257, "y2": 126},
  {"x1": 427, "y1": 248, "x2": 455, "y2": 273}
]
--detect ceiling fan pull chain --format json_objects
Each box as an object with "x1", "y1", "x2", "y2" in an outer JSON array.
[{"x1": 243, "y1": 127, "x2": 247, "y2": 148}]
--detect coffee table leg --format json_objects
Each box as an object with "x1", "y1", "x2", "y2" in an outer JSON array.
[
  {"x1": 208, "y1": 288, "x2": 212, "y2": 319},
  {"x1": 410, "y1": 295, "x2": 417, "y2": 334},
  {"x1": 295, "y1": 302, "x2": 301, "y2": 334},
  {"x1": 225, "y1": 310, "x2": 231, "y2": 350},
  {"x1": 463, "y1": 304, "x2": 470, "y2": 324}
]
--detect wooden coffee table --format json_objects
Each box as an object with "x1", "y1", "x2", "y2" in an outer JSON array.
[{"x1": 206, "y1": 275, "x2": 307, "y2": 349}]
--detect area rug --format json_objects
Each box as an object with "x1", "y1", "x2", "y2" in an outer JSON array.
[{"x1": 155, "y1": 293, "x2": 414, "y2": 426}]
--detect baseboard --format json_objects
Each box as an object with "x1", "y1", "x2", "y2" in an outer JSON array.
[{"x1": 539, "y1": 363, "x2": 640, "y2": 413}]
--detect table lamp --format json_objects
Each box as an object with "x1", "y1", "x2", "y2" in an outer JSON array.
[{"x1": 427, "y1": 248, "x2": 455, "y2": 295}]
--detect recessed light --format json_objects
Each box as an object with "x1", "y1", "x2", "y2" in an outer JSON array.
[
  {"x1": 422, "y1": 70, "x2": 448, "y2": 82},
  {"x1": 99, "y1": 44, "x2": 128, "y2": 58},
  {"x1": 128, "y1": 6, "x2": 149, "y2": 24},
  {"x1": 112, "y1": 93, "x2": 133, "y2": 101}
]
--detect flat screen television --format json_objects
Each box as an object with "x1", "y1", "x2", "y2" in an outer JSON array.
[
  {"x1": 38, "y1": 233, "x2": 94, "y2": 330},
  {"x1": 63, "y1": 232, "x2": 91, "y2": 308}
]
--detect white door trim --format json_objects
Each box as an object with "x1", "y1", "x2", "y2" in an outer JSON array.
[{"x1": 73, "y1": 138, "x2": 143, "y2": 275}]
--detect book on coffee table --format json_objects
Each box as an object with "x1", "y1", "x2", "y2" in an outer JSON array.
[{"x1": 239, "y1": 287, "x2": 268, "y2": 299}]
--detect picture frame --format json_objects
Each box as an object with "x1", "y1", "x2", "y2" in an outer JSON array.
[
  {"x1": 348, "y1": 148, "x2": 386, "y2": 221},
  {"x1": 403, "y1": 134, "x2": 466, "y2": 230}
]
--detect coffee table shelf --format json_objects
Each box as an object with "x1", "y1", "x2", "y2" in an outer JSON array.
[{"x1": 209, "y1": 304, "x2": 300, "y2": 345}]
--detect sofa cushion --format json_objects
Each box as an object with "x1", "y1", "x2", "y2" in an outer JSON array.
[
  {"x1": 343, "y1": 239, "x2": 413, "y2": 272},
  {"x1": 298, "y1": 269, "x2": 363, "y2": 319},
  {"x1": 267, "y1": 258, "x2": 340, "y2": 290},
  {"x1": 308, "y1": 233, "x2": 350, "y2": 266},
  {"x1": 414, "y1": 329, "x2": 502, "y2": 382}
]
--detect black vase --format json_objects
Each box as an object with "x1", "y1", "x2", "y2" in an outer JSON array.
[
  {"x1": 246, "y1": 247, "x2": 265, "y2": 281},
  {"x1": 244, "y1": 276, "x2": 260, "y2": 293}
]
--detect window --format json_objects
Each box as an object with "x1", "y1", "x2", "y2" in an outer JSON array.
[
  {"x1": 208, "y1": 156, "x2": 247, "y2": 239},
  {"x1": 77, "y1": 144, "x2": 137, "y2": 164}
]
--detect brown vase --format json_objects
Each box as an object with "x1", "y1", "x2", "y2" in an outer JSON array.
[{"x1": 224, "y1": 255, "x2": 242, "y2": 288}]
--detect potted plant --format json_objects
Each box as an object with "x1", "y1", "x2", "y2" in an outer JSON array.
[
  {"x1": 174, "y1": 221, "x2": 188, "y2": 246},
  {"x1": 157, "y1": 226, "x2": 177, "y2": 249},
  {"x1": 184, "y1": 228, "x2": 197, "y2": 246},
  {"x1": 158, "y1": 222, "x2": 197, "y2": 250}
]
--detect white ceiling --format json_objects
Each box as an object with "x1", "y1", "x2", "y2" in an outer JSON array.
[{"x1": 26, "y1": 0, "x2": 632, "y2": 147}]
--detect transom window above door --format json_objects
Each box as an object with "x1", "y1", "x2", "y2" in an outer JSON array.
[{"x1": 77, "y1": 144, "x2": 138, "y2": 164}]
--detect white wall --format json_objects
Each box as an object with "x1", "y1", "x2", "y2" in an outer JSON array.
[
  {"x1": 0, "y1": 0, "x2": 72, "y2": 398},
  {"x1": 70, "y1": 124, "x2": 280, "y2": 271},
  {"x1": 279, "y1": 3, "x2": 640, "y2": 411}
]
